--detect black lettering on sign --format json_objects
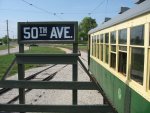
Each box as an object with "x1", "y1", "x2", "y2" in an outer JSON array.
[{"x1": 18, "y1": 22, "x2": 77, "y2": 44}]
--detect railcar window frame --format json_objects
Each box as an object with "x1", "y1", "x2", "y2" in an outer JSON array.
[
  {"x1": 110, "y1": 31, "x2": 116, "y2": 70},
  {"x1": 96, "y1": 35, "x2": 100, "y2": 59},
  {"x1": 130, "y1": 25, "x2": 144, "y2": 46},
  {"x1": 130, "y1": 47, "x2": 144, "y2": 85},
  {"x1": 91, "y1": 36, "x2": 94, "y2": 56},
  {"x1": 118, "y1": 29, "x2": 127, "y2": 76},
  {"x1": 104, "y1": 33, "x2": 109, "y2": 64},
  {"x1": 130, "y1": 25, "x2": 145, "y2": 85},
  {"x1": 94, "y1": 35, "x2": 97, "y2": 57},
  {"x1": 149, "y1": 49, "x2": 150, "y2": 90},
  {"x1": 119, "y1": 28, "x2": 127, "y2": 44},
  {"x1": 100, "y1": 34, "x2": 104, "y2": 61}
]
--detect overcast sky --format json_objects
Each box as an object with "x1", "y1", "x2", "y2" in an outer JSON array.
[{"x1": 0, "y1": 0, "x2": 135, "y2": 38}]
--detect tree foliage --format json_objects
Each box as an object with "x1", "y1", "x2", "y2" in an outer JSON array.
[
  {"x1": 79, "y1": 17, "x2": 97, "y2": 41},
  {"x1": 2, "y1": 35, "x2": 10, "y2": 45}
]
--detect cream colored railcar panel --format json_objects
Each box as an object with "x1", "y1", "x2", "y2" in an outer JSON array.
[{"x1": 90, "y1": 13, "x2": 150, "y2": 102}]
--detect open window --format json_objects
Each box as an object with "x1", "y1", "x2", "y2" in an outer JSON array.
[
  {"x1": 118, "y1": 29, "x2": 127, "y2": 76},
  {"x1": 110, "y1": 52, "x2": 116, "y2": 69},
  {"x1": 118, "y1": 52, "x2": 127, "y2": 75}
]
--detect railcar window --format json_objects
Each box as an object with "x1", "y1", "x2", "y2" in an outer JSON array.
[
  {"x1": 111, "y1": 31, "x2": 116, "y2": 44},
  {"x1": 148, "y1": 49, "x2": 150, "y2": 89},
  {"x1": 100, "y1": 34, "x2": 103, "y2": 43},
  {"x1": 110, "y1": 31, "x2": 116, "y2": 69},
  {"x1": 97, "y1": 35, "x2": 100, "y2": 43},
  {"x1": 105, "y1": 33, "x2": 109, "y2": 64},
  {"x1": 131, "y1": 48, "x2": 144, "y2": 85},
  {"x1": 100, "y1": 34, "x2": 104, "y2": 61},
  {"x1": 100, "y1": 44, "x2": 103, "y2": 61},
  {"x1": 105, "y1": 33, "x2": 109, "y2": 43},
  {"x1": 97, "y1": 35, "x2": 100, "y2": 59},
  {"x1": 105, "y1": 45, "x2": 109, "y2": 64},
  {"x1": 119, "y1": 46, "x2": 127, "y2": 51},
  {"x1": 92, "y1": 36, "x2": 94, "y2": 56},
  {"x1": 130, "y1": 25, "x2": 144, "y2": 45},
  {"x1": 110, "y1": 53, "x2": 116, "y2": 69},
  {"x1": 118, "y1": 52, "x2": 127, "y2": 76},
  {"x1": 94, "y1": 35, "x2": 96, "y2": 57},
  {"x1": 111, "y1": 45, "x2": 116, "y2": 52},
  {"x1": 119, "y1": 29, "x2": 127, "y2": 44}
]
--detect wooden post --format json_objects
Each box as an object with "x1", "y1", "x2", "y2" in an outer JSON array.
[
  {"x1": 18, "y1": 44, "x2": 25, "y2": 113},
  {"x1": 72, "y1": 42, "x2": 78, "y2": 105}
]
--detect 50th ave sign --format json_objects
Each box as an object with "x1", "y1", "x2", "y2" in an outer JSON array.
[{"x1": 18, "y1": 22, "x2": 78, "y2": 44}]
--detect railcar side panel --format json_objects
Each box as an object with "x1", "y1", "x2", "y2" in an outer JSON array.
[{"x1": 90, "y1": 57, "x2": 150, "y2": 113}]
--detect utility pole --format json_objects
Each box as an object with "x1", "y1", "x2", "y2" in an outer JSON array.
[{"x1": 6, "y1": 20, "x2": 10, "y2": 54}]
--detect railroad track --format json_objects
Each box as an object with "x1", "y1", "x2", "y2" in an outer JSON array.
[
  {"x1": 0, "y1": 64, "x2": 68, "y2": 104},
  {"x1": 0, "y1": 64, "x2": 57, "y2": 96},
  {"x1": 0, "y1": 52, "x2": 88, "y2": 104},
  {"x1": 7, "y1": 65, "x2": 68, "y2": 104}
]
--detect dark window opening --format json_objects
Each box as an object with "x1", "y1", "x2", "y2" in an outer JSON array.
[
  {"x1": 119, "y1": 29, "x2": 127, "y2": 44},
  {"x1": 130, "y1": 25, "x2": 144, "y2": 45},
  {"x1": 94, "y1": 36, "x2": 96, "y2": 57},
  {"x1": 92, "y1": 37, "x2": 94, "y2": 56},
  {"x1": 97, "y1": 35, "x2": 100, "y2": 43},
  {"x1": 100, "y1": 44, "x2": 103, "y2": 61},
  {"x1": 110, "y1": 53, "x2": 116, "y2": 69},
  {"x1": 118, "y1": 52, "x2": 127, "y2": 76},
  {"x1": 105, "y1": 33, "x2": 109, "y2": 43},
  {"x1": 111, "y1": 45, "x2": 116, "y2": 52},
  {"x1": 149, "y1": 50, "x2": 150, "y2": 89},
  {"x1": 105, "y1": 45, "x2": 109, "y2": 64},
  {"x1": 97, "y1": 44, "x2": 99, "y2": 59},
  {"x1": 131, "y1": 48, "x2": 144, "y2": 85},
  {"x1": 100, "y1": 34, "x2": 103, "y2": 43},
  {"x1": 111, "y1": 31, "x2": 116, "y2": 44}
]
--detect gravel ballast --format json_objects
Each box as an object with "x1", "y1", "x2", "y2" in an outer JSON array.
[{"x1": 0, "y1": 50, "x2": 104, "y2": 113}]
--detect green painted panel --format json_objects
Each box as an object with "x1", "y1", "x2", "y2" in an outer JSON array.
[
  {"x1": 113, "y1": 77, "x2": 126, "y2": 113},
  {"x1": 131, "y1": 90, "x2": 150, "y2": 113},
  {"x1": 107, "y1": 72, "x2": 114, "y2": 103},
  {"x1": 89, "y1": 57, "x2": 150, "y2": 113}
]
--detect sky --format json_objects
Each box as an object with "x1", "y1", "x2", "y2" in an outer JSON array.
[{"x1": 0, "y1": 0, "x2": 136, "y2": 38}]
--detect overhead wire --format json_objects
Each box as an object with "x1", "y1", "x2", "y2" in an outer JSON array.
[
  {"x1": 89, "y1": 0, "x2": 106, "y2": 15},
  {"x1": 1, "y1": 0, "x2": 110, "y2": 17},
  {"x1": 21, "y1": 0, "x2": 63, "y2": 20}
]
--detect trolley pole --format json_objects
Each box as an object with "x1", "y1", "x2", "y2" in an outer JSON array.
[{"x1": 6, "y1": 20, "x2": 10, "y2": 54}]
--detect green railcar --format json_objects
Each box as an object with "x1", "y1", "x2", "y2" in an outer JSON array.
[{"x1": 88, "y1": 1, "x2": 150, "y2": 113}]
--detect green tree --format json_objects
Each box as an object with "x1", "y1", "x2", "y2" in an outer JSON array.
[
  {"x1": 2, "y1": 35, "x2": 10, "y2": 45},
  {"x1": 79, "y1": 17, "x2": 97, "y2": 42}
]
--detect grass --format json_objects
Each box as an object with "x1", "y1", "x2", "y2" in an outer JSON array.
[
  {"x1": 57, "y1": 44, "x2": 88, "y2": 51},
  {"x1": 0, "y1": 45, "x2": 11, "y2": 50},
  {"x1": 0, "y1": 46, "x2": 65, "y2": 80},
  {"x1": 27, "y1": 46, "x2": 65, "y2": 54}
]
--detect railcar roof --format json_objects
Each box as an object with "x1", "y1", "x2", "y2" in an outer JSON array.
[{"x1": 88, "y1": 0, "x2": 150, "y2": 34}]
